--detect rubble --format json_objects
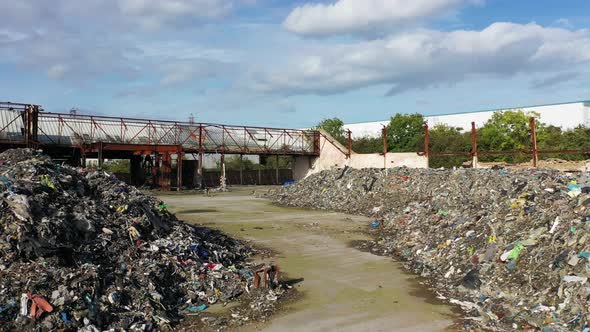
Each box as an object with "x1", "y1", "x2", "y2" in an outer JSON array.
[
  {"x1": 0, "y1": 149, "x2": 285, "y2": 331},
  {"x1": 269, "y1": 167, "x2": 590, "y2": 331}
]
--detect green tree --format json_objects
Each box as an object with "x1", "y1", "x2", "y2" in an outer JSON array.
[
  {"x1": 387, "y1": 113, "x2": 425, "y2": 152},
  {"x1": 260, "y1": 155, "x2": 294, "y2": 169},
  {"x1": 559, "y1": 126, "x2": 590, "y2": 160},
  {"x1": 428, "y1": 124, "x2": 472, "y2": 168},
  {"x1": 315, "y1": 118, "x2": 346, "y2": 145},
  {"x1": 478, "y1": 110, "x2": 541, "y2": 163},
  {"x1": 352, "y1": 136, "x2": 383, "y2": 153},
  {"x1": 220, "y1": 155, "x2": 257, "y2": 171}
]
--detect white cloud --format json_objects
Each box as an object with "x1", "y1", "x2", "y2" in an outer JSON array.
[
  {"x1": 252, "y1": 23, "x2": 590, "y2": 95},
  {"x1": 283, "y1": 0, "x2": 481, "y2": 37},
  {"x1": 0, "y1": 0, "x2": 243, "y2": 82}
]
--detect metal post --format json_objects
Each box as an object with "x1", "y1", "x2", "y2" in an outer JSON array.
[
  {"x1": 424, "y1": 124, "x2": 429, "y2": 168},
  {"x1": 24, "y1": 106, "x2": 30, "y2": 147},
  {"x1": 177, "y1": 150, "x2": 183, "y2": 191},
  {"x1": 198, "y1": 125, "x2": 204, "y2": 188},
  {"x1": 98, "y1": 142, "x2": 104, "y2": 169},
  {"x1": 161, "y1": 153, "x2": 172, "y2": 191},
  {"x1": 530, "y1": 117, "x2": 538, "y2": 167},
  {"x1": 347, "y1": 129, "x2": 352, "y2": 157},
  {"x1": 239, "y1": 154, "x2": 243, "y2": 185},
  {"x1": 382, "y1": 126, "x2": 387, "y2": 155},
  {"x1": 471, "y1": 122, "x2": 478, "y2": 168},
  {"x1": 382, "y1": 126, "x2": 388, "y2": 169}
]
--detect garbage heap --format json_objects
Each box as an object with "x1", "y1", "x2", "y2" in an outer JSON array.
[
  {"x1": 270, "y1": 167, "x2": 590, "y2": 331},
  {"x1": 0, "y1": 149, "x2": 262, "y2": 331}
]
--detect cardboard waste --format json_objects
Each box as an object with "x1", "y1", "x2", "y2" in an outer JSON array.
[
  {"x1": 0, "y1": 149, "x2": 284, "y2": 331},
  {"x1": 269, "y1": 167, "x2": 590, "y2": 331}
]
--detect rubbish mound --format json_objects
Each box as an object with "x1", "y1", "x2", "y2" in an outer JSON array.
[
  {"x1": 0, "y1": 149, "x2": 277, "y2": 331},
  {"x1": 269, "y1": 167, "x2": 590, "y2": 331}
]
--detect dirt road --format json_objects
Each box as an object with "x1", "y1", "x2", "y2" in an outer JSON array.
[{"x1": 159, "y1": 188, "x2": 460, "y2": 332}]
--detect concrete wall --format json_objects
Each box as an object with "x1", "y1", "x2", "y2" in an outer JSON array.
[{"x1": 294, "y1": 130, "x2": 427, "y2": 180}]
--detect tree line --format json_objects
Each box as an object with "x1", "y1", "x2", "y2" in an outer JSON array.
[{"x1": 315, "y1": 110, "x2": 590, "y2": 168}]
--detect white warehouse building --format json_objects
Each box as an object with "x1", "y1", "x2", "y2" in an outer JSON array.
[{"x1": 343, "y1": 100, "x2": 590, "y2": 139}]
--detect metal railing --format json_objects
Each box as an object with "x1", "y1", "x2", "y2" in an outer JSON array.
[{"x1": 0, "y1": 103, "x2": 319, "y2": 156}]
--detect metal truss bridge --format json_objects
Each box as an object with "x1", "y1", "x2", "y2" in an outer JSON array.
[{"x1": 1, "y1": 102, "x2": 320, "y2": 190}]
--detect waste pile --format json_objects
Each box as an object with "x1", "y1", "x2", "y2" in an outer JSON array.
[
  {"x1": 0, "y1": 149, "x2": 281, "y2": 331},
  {"x1": 269, "y1": 167, "x2": 590, "y2": 331}
]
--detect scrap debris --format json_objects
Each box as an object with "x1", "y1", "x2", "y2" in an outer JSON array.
[
  {"x1": 0, "y1": 149, "x2": 286, "y2": 331},
  {"x1": 270, "y1": 167, "x2": 590, "y2": 331}
]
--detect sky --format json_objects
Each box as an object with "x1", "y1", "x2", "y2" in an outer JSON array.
[{"x1": 1, "y1": 0, "x2": 589, "y2": 127}]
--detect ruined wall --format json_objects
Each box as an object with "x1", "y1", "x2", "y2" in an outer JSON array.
[{"x1": 294, "y1": 130, "x2": 427, "y2": 180}]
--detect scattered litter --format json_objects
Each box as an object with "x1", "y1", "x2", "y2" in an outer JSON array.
[
  {"x1": 0, "y1": 149, "x2": 287, "y2": 330},
  {"x1": 269, "y1": 166, "x2": 590, "y2": 331}
]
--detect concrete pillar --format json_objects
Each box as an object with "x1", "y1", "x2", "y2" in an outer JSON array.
[{"x1": 220, "y1": 154, "x2": 227, "y2": 190}]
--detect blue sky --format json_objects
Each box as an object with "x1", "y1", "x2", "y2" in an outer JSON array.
[{"x1": 1, "y1": 0, "x2": 589, "y2": 127}]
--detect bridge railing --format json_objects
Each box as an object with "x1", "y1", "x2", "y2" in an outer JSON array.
[{"x1": 32, "y1": 112, "x2": 319, "y2": 155}]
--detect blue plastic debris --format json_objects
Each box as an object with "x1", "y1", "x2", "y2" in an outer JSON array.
[
  {"x1": 370, "y1": 221, "x2": 381, "y2": 228},
  {"x1": 60, "y1": 312, "x2": 71, "y2": 324},
  {"x1": 186, "y1": 304, "x2": 207, "y2": 313}
]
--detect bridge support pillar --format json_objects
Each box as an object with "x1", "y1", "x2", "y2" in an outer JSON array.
[
  {"x1": 160, "y1": 152, "x2": 172, "y2": 191},
  {"x1": 219, "y1": 154, "x2": 227, "y2": 190},
  {"x1": 176, "y1": 151, "x2": 183, "y2": 191},
  {"x1": 97, "y1": 142, "x2": 104, "y2": 169}
]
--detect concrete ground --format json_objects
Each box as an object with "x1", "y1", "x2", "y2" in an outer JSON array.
[{"x1": 158, "y1": 187, "x2": 460, "y2": 332}]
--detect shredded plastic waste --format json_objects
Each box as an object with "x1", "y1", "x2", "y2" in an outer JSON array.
[
  {"x1": 0, "y1": 149, "x2": 286, "y2": 331},
  {"x1": 269, "y1": 166, "x2": 590, "y2": 331}
]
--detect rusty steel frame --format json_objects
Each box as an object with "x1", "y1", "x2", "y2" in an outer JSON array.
[
  {"x1": 23, "y1": 111, "x2": 319, "y2": 156},
  {"x1": 423, "y1": 117, "x2": 590, "y2": 165}
]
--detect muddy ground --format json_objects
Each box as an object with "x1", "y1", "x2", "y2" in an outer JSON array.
[{"x1": 158, "y1": 187, "x2": 462, "y2": 332}]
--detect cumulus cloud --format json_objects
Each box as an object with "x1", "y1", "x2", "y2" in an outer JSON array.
[
  {"x1": 283, "y1": 0, "x2": 482, "y2": 37},
  {"x1": 0, "y1": 0, "x2": 244, "y2": 82},
  {"x1": 252, "y1": 23, "x2": 590, "y2": 96}
]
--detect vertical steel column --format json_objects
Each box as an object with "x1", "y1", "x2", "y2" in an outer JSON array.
[
  {"x1": 98, "y1": 142, "x2": 104, "y2": 169},
  {"x1": 530, "y1": 117, "x2": 538, "y2": 167},
  {"x1": 161, "y1": 153, "x2": 172, "y2": 191},
  {"x1": 382, "y1": 126, "x2": 388, "y2": 155},
  {"x1": 424, "y1": 124, "x2": 430, "y2": 168},
  {"x1": 471, "y1": 122, "x2": 478, "y2": 168},
  {"x1": 31, "y1": 105, "x2": 39, "y2": 145},
  {"x1": 198, "y1": 125, "x2": 203, "y2": 177},
  {"x1": 347, "y1": 129, "x2": 352, "y2": 157},
  {"x1": 24, "y1": 106, "x2": 30, "y2": 147},
  {"x1": 152, "y1": 153, "x2": 161, "y2": 187},
  {"x1": 177, "y1": 149, "x2": 183, "y2": 191}
]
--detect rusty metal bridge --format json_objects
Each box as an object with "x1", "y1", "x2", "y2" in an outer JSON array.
[{"x1": 1, "y1": 102, "x2": 320, "y2": 189}]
